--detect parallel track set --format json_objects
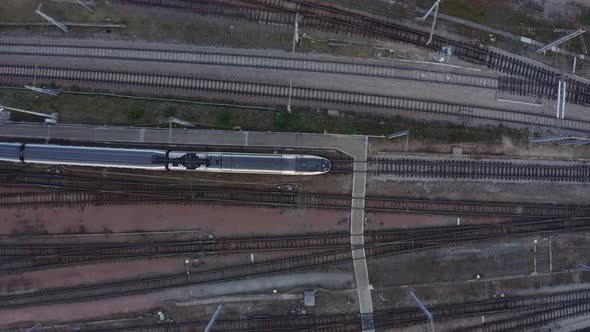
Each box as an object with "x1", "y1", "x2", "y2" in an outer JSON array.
[
  {"x1": 86, "y1": 290, "x2": 590, "y2": 331},
  {"x1": 0, "y1": 43, "x2": 499, "y2": 89},
  {"x1": 2, "y1": 216, "x2": 589, "y2": 273},
  {"x1": 115, "y1": 0, "x2": 590, "y2": 104},
  {"x1": 1, "y1": 169, "x2": 589, "y2": 217},
  {"x1": 1, "y1": 217, "x2": 590, "y2": 302},
  {"x1": 1, "y1": 1, "x2": 590, "y2": 331},
  {"x1": 5, "y1": 64, "x2": 589, "y2": 133}
]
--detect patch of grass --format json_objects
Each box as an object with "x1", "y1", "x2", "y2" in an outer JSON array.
[
  {"x1": 127, "y1": 107, "x2": 145, "y2": 121},
  {"x1": 439, "y1": 0, "x2": 488, "y2": 23},
  {"x1": 215, "y1": 110, "x2": 232, "y2": 127},
  {"x1": 273, "y1": 112, "x2": 308, "y2": 132},
  {"x1": 578, "y1": 16, "x2": 590, "y2": 25},
  {"x1": 164, "y1": 106, "x2": 177, "y2": 117},
  {"x1": 0, "y1": 88, "x2": 529, "y2": 145}
]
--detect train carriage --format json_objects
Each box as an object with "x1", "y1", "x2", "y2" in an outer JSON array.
[{"x1": 0, "y1": 143, "x2": 331, "y2": 175}]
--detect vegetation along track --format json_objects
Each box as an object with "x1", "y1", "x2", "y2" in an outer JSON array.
[
  {"x1": 1, "y1": 217, "x2": 590, "y2": 302},
  {"x1": 0, "y1": 43, "x2": 499, "y2": 89},
  {"x1": 3, "y1": 65, "x2": 590, "y2": 134},
  {"x1": 116, "y1": 0, "x2": 590, "y2": 104},
  {"x1": 2, "y1": 171, "x2": 590, "y2": 218}
]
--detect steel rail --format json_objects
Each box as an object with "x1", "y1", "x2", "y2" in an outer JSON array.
[
  {"x1": 114, "y1": 0, "x2": 590, "y2": 105},
  {"x1": 2, "y1": 65, "x2": 589, "y2": 133},
  {"x1": 0, "y1": 218, "x2": 572, "y2": 270},
  {"x1": 1, "y1": 217, "x2": 589, "y2": 306},
  {"x1": 1, "y1": 169, "x2": 589, "y2": 217},
  {"x1": 368, "y1": 158, "x2": 590, "y2": 182},
  {"x1": 0, "y1": 43, "x2": 499, "y2": 89},
  {"x1": 36, "y1": 288, "x2": 590, "y2": 331}
]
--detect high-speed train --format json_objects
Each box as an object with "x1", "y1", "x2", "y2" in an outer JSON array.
[{"x1": 0, "y1": 143, "x2": 331, "y2": 175}]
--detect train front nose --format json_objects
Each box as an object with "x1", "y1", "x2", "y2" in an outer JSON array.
[{"x1": 321, "y1": 159, "x2": 331, "y2": 173}]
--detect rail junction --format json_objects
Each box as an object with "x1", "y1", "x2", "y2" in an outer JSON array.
[
  {"x1": 0, "y1": 122, "x2": 377, "y2": 330},
  {"x1": 1, "y1": 1, "x2": 590, "y2": 330}
]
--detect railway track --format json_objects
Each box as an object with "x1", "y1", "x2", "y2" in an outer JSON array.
[
  {"x1": 0, "y1": 43, "x2": 499, "y2": 89},
  {"x1": 42, "y1": 288, "x2": 590, "y2": 331},
  {"x1": 2, "y1": 65, "x2": 590, "y2": 133},
  {"x1": 115, "y1": 0, "x2": 590, "y2": 105},
  {"x1": 1, "y1": 217, "x2": 589, "y2": 299},
  {"x1": 465, "y1": 300, "x2": 590, "y2": 332},
  {"x1": 92, "y1": 313, "x2": 361, "y2": 332},
  {"x1": 2, "y1": 170, "x2": 590, "y2": 218},
  {"x1": 369, "y1": 158, "x2": 590, "y2": 182}
]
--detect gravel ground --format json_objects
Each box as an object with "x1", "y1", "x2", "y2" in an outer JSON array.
[
  {"x1": 0, "y1": 271, "x2": 354, "y2": 328},
  {"x1": 367, "y1": 231, "x2": 590, "y2": 287},
  {"x1": 2, "y1": 50, "x2": 582, "y2": 120},
  {"x1": 368, "y1": 136, "x2": 590, "y2": 161},
  {"x1": 366, "y1": 212, "x2": 507, "y2": 230},
  {"x1": 0, "y1": 258, "x2": 184, "y2": 295},
  {"x1": 366, "y1": 178, "x2": 590, "y2": 206}
]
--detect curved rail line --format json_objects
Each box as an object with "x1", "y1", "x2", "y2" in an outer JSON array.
[
  {"x1": 0, "y1": 217, "x2": 589, "y2": 303},
  {"x1": 115, "y1": 0, "x2": 590, "y2": 105},
  {"x1": 0, "y1": 43, "x2": 499, "y2": 89},
  {"x1": 2, "y1": 65, "x2": 589, "y2": 133}
]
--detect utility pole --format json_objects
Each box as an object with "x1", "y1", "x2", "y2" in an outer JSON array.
[
  {"x1": 408, "y1": 291, "x2": 435, "y2": 332},
  {"x1": 26, "y1": 324, "x2": 41, "y2": 332},
  {"x1": 287, "y1": 78, "x2": 293, "y2": 114},
  {"x1": 74, "y1": 0, "x2": 93, "y2": 12},
  {"x1": 292, "y1": 13, "x2": 299, "y2": 54},
  {"x1": 532, "y1": 239, "x2": 538, "y2": 275},
  {"x1": 555, "y1": 79, "x2": 566, "y2": 119},
  {"x1": 204, "y1": 304, "x2": 224, "y2": 332},
  {"x1": 0, "y1": 105, "x2": 58, "y2": 124},
  {"x1": 24, "y1": 85, "x2": 61, "y2": 96},
  {"x1": 549, "y1": 235, "x2": 553, "y2": 273},
  {"x1": 537, "y1": 29, "x2": 586, "y2": 54},
  {"x1": 416, "y1": 0, "x2": 441, "y2": 46},
  {"x1": 35, "y1": 4, "x2": 69, "y2": 32}
]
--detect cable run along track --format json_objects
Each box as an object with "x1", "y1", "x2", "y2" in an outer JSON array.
[
  {"x1": 3, "y1": 65, "x2": 590, "y2": 133},
  {"x1": 115, "y1": 0, "x2": 590, "y2": 105}
]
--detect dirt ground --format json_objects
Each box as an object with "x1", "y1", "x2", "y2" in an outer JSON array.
[
  {"x1": 0, "y1": 204, "x2": 351, "y2": 236},
  {"x1": 0, "y1": 258, "x2": 184, "y2": 294},
  {"x1": 368, "y1": 230, "x2": 590, "y2": 288}
]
